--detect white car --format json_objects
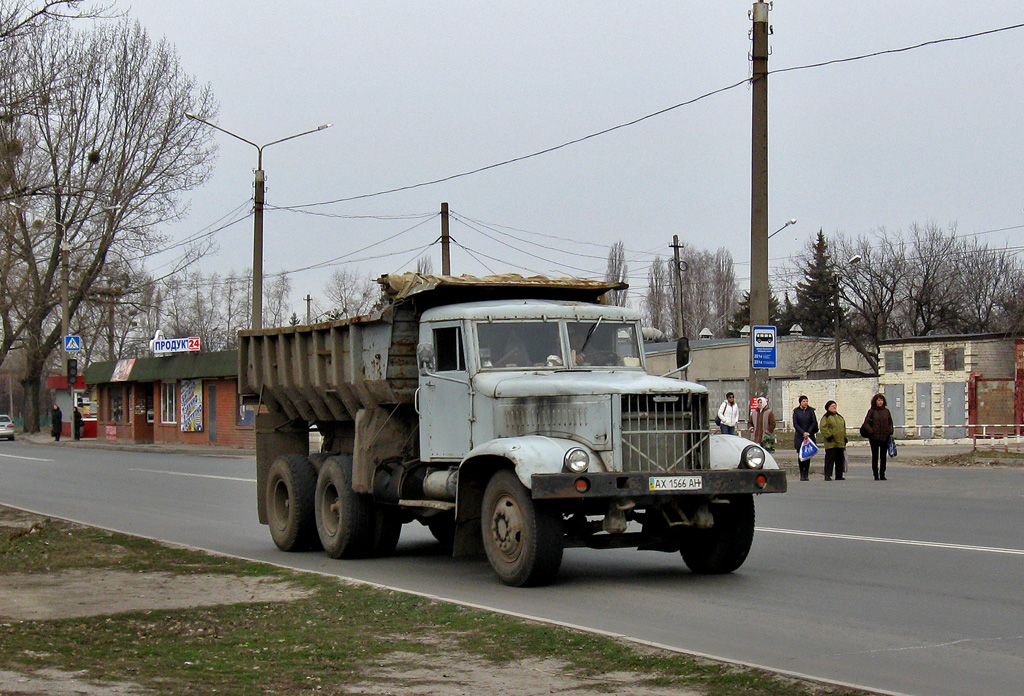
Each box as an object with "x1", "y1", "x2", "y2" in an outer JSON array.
[{"x1": 0, "y1": 414, "x2": 14, "y2": 441}]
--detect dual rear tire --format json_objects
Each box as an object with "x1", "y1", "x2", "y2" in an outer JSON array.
[{"x1": 266, "y1": 454, "x2": 400, "y2": 557}]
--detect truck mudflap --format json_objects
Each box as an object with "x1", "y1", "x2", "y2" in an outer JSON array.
[{"x1": 530, "y1": 469, "x2": 787, "y2": 500}]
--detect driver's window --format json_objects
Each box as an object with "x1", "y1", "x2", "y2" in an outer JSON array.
[{"x1": 433, "y1": 326, "x2": 465, "y2": 372}]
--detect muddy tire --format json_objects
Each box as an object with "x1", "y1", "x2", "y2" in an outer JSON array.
[
  {"x1": 266, "y1": 454, "x2": 318, "y2": 552},
  {"x1": 679, "y1": 495, "x2": 755, "y2": 574},
  {"x1": 481, "y1": 469, "x2": 563, "y2": 587},
  {"x1": 315, "y1": 456, "x2": 378, "y2": 558}
]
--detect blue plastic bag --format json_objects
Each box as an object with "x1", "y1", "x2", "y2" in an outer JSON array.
[
  {"x1": 887, "y1": 436, "x2": 897, "y2": 458},
  {"x1": 800, "y1": 437, "x2": 819, "y2": 460}
]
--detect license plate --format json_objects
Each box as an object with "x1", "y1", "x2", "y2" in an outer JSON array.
[{"x1": 649, "y1": 476, "x2": 703, "y2": 491}]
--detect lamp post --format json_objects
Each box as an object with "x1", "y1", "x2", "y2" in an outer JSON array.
[
  {"x1": 184, "y1": 114, "x2": 332, "y2": 329},
  {"x1": 834, "y1": 254, "x2": 862, "y2": 379}
]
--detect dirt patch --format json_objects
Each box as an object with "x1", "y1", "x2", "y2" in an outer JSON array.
[
  {"x1": 912, "y1": 450, "x2": 1024, "y2": 468},
  {"x1": 0, "y1": 569, "x2": 314, "y2": 621},
  {"x1": 0, "y1": 668, "x2": 147, "y2": 695},
  {"x1": 342, "y1": 652, "x2": 699, "y2": 696}
]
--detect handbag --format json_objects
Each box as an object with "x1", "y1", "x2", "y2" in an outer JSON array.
[
  {"x1": 887, "y1": 436, "x2": 897, "y2": 457},
  {"x1": 842, "y1": 450, "x2": 849, "y2": 473},
  {"x1": 800, "y1": 436, "x2": 819, "y2": 460},
  {"x1": 715, "y1": 415, "x2": 722, "y2": 427},
  {"x1": 859, "y1": 424, "x2": 870, "y2": 438}
]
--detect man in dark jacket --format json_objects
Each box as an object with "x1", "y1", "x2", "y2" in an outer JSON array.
[{"x1": 792, "y1": 395, "x2": 818, "y2": 481}]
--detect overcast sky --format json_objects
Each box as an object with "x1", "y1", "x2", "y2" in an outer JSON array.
[{"x1": 124, "y1": 1, "x2": 1024, "y2": 312}]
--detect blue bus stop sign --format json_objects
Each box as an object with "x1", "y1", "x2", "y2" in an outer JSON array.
[{"x1": 751, "y1": 325, "x2": 777, "y2": 369}]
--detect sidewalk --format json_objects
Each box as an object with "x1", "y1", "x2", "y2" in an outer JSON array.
[{"x1": 17, "y1": 431, "x2": 255, "y2": 459}]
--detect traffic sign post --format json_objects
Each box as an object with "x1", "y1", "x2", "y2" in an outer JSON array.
[{"x1": 751, "y1": 325, "x2": 777, "y2": 370}]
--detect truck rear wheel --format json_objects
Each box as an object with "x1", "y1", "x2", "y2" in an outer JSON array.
[
  {"x1": 266, "y1": 454, "x2": 318, "y2": 552},
  {"x1": 426, "y1": 512, "x2": 456, "y2": 548},
  {"x1": 678, "y1": 494, "x2": 755, "y2": 574},
  {"x1": 481, "y1": 470, "x2": 563, "y2": 587},
  {"x1": 315, "y1": 456, "x2": 376, "y2": 558},
  {"x1": 372, "y1": 508, "x2": 403, "y2": 557}
]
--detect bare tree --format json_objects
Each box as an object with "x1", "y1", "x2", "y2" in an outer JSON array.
[
  {"x1": 677, "y1": 246, "x2": 737, "y2": 338},
  {"x1": 604, "y1": 240, "x2": 628, "y2": 307},
  {"x1": 643, "y1": 255, "x2": 671, "y2": 334},
  {"x1": 415, "y1": 255, "x2": 433, "y2": 275},
  {"x1": 323, "y1": 267, "x2": 380, "y2": 319},
  {"x1": 1, "y1": 17, "x2": 217, "y2": 429},
  {"x1": 262, "y1": 273, "x2": 292, "y2": 328}
]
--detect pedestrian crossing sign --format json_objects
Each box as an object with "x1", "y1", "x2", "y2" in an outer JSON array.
[{"x1": 64, "y1": 335, "x2": 82, "y2": 352}]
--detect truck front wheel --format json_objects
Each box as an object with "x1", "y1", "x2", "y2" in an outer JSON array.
[
  {"x1": 266, "y1": 454, "x2": 318, "y2": 552},
  {"x1": 678, "y1": 494, "x2": 755, "y2": 574},
  {"x1": 315, "y1": 456, "x2": 376, "y2": 558},
  {"x1": 481, "y1": 470, "x2": 564, "y2": 587}
]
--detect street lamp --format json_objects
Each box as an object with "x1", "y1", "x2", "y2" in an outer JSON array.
[
  {"x1": 184, "y1": 113, "x2": 332, "y2": 329},
  {"x1": 834, "y1": 253, "x2": 862, "y2": 379},
  {"x1": 767, "y1": 218, "x2": 797, "y2": 240}
]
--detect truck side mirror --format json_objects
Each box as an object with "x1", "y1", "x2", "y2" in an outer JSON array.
[
  {"x1": 417, "y1": 343, "x2": 436, "y2": 375},
  {"x1": 676, "y1": 337, "x2": 690, "y2": 369}
]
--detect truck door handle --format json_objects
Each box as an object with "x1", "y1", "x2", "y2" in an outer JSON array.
[{"x1": 414, "y1": 386, "x2": 421, "y2": 414}]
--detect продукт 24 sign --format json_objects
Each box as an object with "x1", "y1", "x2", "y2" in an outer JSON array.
[{"x1": 152, "y1": 336, "x2": 201, "y2": 353}]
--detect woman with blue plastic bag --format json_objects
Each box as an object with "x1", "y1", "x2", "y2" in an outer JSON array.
[
  {"x1": 819, "y1": 400, "x2": 847, "y2": 481},
  {"x1": 792, "y1": 395, "x2": 818, "y2": 481}
]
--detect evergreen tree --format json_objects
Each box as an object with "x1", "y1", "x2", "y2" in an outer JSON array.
[
  {"x1": 727, "y1": 284, "x2": 784, "y2": 337},
  {"x1": 792, "y1": 230, "x2": 839, "y2": 337}
]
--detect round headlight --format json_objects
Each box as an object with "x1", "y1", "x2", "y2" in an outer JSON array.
[
  {"x1": 564, "y1": 448, "x2": 590, "y2": 473},
  {"x1": 741, "y1": 444, "x2": 766, "y2": 469}
]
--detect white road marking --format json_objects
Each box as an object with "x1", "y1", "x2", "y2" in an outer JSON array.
[
  {"x1": 128, "y1": 468, "x2": 255, "y2": 483},
  {"x1": 757, "y1": 526, "x2": 1024, "y2": 556},
  {"x1": 0, "y1": 452, "x2": 55, "y2": 462}
]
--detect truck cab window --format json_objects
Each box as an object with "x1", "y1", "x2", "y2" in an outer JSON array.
[
  {"x1": 568, "y1": 321, "x2": 641, "y2": 367},
  {"x1": 433, "y1": 326, "x2": 465, "y2": 372},
  {"x1": 477, "y1": 322, "x2": 560, "y2": 368}
]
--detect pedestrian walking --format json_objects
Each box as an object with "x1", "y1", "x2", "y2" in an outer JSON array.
[
  {"x1": 717, "y1": 392, "x2": 740, "y2": 435},
  {"x1": 50, "y1": 404, "x2": 62, "y2": 441},
  {"x1": 861, "y1": 393, "x2": 894, "y2": 480},
  {"x1": 749, "y1": 396, "x2": 776, "y2": 452},
  {"x1": 73, "y1": 407, "x2": 83, "y2": 441},
  {"x1": 819, "y1": 400, "x2": 847, "y2": 481},
  {"x1": 792, "y1": 395, "x2": 819, "y2": 481}
]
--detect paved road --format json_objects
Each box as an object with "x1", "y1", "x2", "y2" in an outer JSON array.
[{"x1": 1, "y1": 441, "x2": 1021, "y2": 696}]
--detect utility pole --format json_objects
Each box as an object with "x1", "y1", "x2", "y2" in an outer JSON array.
[
  {"x1": 748, "y1": 1, "x2": 771, "y2": 404},
  {"x1": 671, "y1": 235, "x2": 685, "y2": 339},
  {"x1": 440, "y1": 202, "x2": 451, "y2": 275},
  {"x1": 253, "y1": 168, "x2": 265, "y2": 330},
  {"x1": 305, "y1": 294, "x2": 312, "y2": 324}
]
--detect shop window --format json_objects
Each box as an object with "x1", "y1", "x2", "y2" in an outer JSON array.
[
  {"x1": 944, "y1": 347, "x2": 965, "y2": 371},
  {"x1": 161, "y1": 381, "x2": 177, "y2": 424},
  {"x1": 109, "y1": 386, "x2": 124, "y2": 423},
  {"x1": 884, "y1": 351, "x2": 904, "y2": 372},
  {"x1": 914, "y1": 350, "x2": 931, "y2": 370}
]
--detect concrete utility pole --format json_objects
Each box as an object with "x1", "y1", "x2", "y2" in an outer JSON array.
[
  {"x1": 304, "y1": 294, "x2": 313, "y2": 324},
  {"x1": 671, "y1": 235, "x2": 685, "y2": 339},
  {"x1": 748, "y1": 1, "x2": 771, "y2": 403},
  {"x1": 440, "y1": 202, "x2": 451, "y2": 275}
]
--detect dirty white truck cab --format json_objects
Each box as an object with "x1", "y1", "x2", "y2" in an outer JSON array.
[{"x1": 241, "y1": 274, "x2": 786, "y2": 586}]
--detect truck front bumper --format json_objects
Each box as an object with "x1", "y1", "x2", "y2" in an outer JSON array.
[{"x1": 530, "y1": 469, "x2": 787, "y2": 500}]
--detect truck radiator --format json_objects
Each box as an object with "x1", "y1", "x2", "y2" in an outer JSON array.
[{"x1": 620, "y1": 393, "x2": 709, "y2": 471}]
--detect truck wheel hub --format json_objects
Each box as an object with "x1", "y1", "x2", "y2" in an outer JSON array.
[{"x1": 491, "y1": 494, "x2": 524, "y2": 561}]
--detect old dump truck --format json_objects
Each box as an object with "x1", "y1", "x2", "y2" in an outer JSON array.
[{"x1": 239, "y1": 273, "x2": 786, "y2": 586}]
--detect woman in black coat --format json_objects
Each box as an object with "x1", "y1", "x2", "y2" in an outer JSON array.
[
  {"x1": 792, "y1": 395, "x2": 818, "y2": 481},
  {"x1": 50, "y1": 405, "x2": 62, "y2": 441},
  {"x1": 861, "y1": 393, "x2": 894, "y2": 480}
]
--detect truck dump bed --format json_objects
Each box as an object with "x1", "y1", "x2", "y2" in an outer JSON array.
[{"x1": 238, "y1": 273, "x2": 624, "y2": 423}]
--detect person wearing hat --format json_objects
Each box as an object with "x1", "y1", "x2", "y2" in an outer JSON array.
[
  {"x1": 819, "y1": 400, "x2": 848, "y2": 481},
  {"x1": 749, "y1": 396, "x2": 776, "y2": 452},
  {"x1": 50, "y1": 404, "x2": 63, "y2": 441}
]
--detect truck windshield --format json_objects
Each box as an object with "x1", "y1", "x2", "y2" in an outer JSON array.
[
  {"x1": 477, "y1": 322, "x2": 561, "y2": 369},
  {"x1": 567, "y1": 321, "x2": 642, "y2": 368}
]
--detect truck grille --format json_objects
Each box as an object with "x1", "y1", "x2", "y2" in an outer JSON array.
[{"x1": 620, "y1": 393, "x2": 709, "y2": 472}]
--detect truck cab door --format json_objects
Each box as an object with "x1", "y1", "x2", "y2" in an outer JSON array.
[{"x1": 418, "y1": 323, "x2": 472, "y2": 461}]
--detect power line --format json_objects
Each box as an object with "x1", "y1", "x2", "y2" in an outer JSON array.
[{"x1": 276, "y1": 21, "x2": 1024, "y2": 211}]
